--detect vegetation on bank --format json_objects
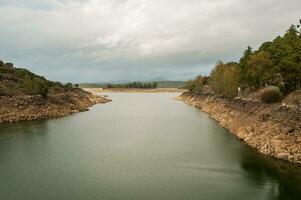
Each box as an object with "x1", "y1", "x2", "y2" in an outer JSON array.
[
  {"x1": 0, "y1": 61, "x2": 78, "y2": 98},
  {"x1": 186, "y1": 21, "x2": 301, "y2": 102},
  {"x1": 261, "y1": 86, "x2": 283, "y2": 103},
  {"x1": 80, "y1": 81, "x2": 186, "y2": 89},
  {"x1": 106, "y1": 82, "x2": 157, "y2": 89}
]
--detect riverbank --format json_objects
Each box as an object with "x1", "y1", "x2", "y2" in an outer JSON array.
[
  {"x1": 177, "y1": 91, "x2": 301, "y2": 164},
  {"x1": 84, "y1": 87, "x2": 186, "y2": 93},
  {"x1": 0, "y1": 89, "x2": 111, "y2": 123}
]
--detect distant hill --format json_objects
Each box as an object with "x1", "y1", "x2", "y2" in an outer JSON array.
[
  {"x1": 80, "y1": 80, "x2": 186, "y2": 88},
  {"x1": 156, "y1": 81, "x2": 186, "y2": 88}
]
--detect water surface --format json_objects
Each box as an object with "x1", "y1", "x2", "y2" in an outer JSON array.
[{"x1": 0, "y1": 93, "x2": 301, "y2": 200}]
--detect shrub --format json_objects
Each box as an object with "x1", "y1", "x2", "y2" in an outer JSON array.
[
  {"x1": 185, "y1": 80, "x2": 196, "y2": 91},
  {"x1": 261, "y1": 86, "x2": 283, "y2": 103},
  {"x1": 23, "y1": 77, "x2": 49, "y2": 98},
  {"x1": 64, "y1": 83, "x2": 73, "y2": 91},
  {"x1": 6, "y1": 63, "x2": 13, "y2": 68}
]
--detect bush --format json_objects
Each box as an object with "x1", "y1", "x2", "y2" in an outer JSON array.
[
  {"x1": 261, "y1": 86, "x2": 283, "y2": 103},
  {"x1": 64, "y1": 83, "x2": 73, "y2": 91},
  {"x1": 185, "y1": 80, "x2": 196, "y2": 91},
  {"x1": 23, "y1": 77, "x2": 49, "y2": 98}
]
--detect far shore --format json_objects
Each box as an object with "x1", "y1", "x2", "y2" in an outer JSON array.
[{"x1": 83, "y1": 87, "x2": 187, "y2": 93}]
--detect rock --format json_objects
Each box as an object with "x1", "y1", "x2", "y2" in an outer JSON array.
[
  {"x1": 271, "y1": 139, "x2": 287, "y2": 149},
  {"x1": 230, "y1": 111, "x2": 235, "y2": 117},
  {"x1": 277, "y1": 153, "x2": 290, "y2": 160},
  {"x1": 245, "y1": 126, "x2": 254, "y2": 134},
  {"x1": 178, "y1": 92, "x2": 301, "y2": 164},
  {"x1": 0, "y1": 90, "x2": 111, "y2": 123},
  {"x1": 289, "y1": 146, "x2": 299, "y2": 154},
  {"x1": 249, "y1": 132, "x2": 255, "y2": 137},
  {"x1": 296, "y1": 136, "x2": 301, "y2": 143}
]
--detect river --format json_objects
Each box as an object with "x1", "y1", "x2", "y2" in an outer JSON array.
[{"x1": 0, "y1": 93, "x2": 300, "y2": 200}]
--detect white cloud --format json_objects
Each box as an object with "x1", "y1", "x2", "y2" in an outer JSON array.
[{"x1": 0, "y1": 0, "x2": 300, "y2": 82}]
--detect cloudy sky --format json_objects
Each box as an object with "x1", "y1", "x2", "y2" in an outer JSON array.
[{"x1": 0, "y1": 0, "x2": 300, "y2": 83}]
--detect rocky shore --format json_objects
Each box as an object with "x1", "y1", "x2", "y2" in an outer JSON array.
[
  {"x1": 178, "y1": 91, "x2": 301, "y2": 164},
  {"x1": 0, "y1": 89, "x2": 111, "y2": 123}
]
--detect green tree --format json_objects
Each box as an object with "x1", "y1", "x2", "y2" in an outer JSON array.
[
  {"x1": 65, "y1": 83, "x2": 73, "y2": 90},
  {"x1": 245, "y1": 51, "x2": 273, "y2": 88},
  {"x1": 185, "y1": 79, "x2": 196, "y2": 91},
  {"x1": 210, "y1": 62, "x2": 240, "y2": 97},
  {"x1": 152, "y1": 82, "x2": 157, "y2": 88}
]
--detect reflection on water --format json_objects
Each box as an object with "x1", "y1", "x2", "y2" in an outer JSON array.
[
  {"x1": 239, "y1": 147, "x2": 301, "y2": 200},
  {"x1": 0, "y1": 93, "x2": 300, "y2": 200}
]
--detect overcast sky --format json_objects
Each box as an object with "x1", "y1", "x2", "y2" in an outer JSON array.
[{"x1": 0, "y1": 0, "x2": 300, "y2": 83}]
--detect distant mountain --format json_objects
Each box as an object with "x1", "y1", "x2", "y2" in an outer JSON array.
[
  {"x1": 155, "y1": 81, "x2": 186, "y2": 88},
  {"x1": 100, "y1": 80, "x2": 131, "y2": 84},
  {"x1": 145, "y1": 77, "x2": 169, "y2": 82},
  {"x1": 80, "y1": 80, "x2": 186, "y2": 88}
]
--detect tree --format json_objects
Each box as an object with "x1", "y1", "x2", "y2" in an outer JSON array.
[
  {"x1": 240, "y1": 46, "x2": 253, "y2": 64},
  {"x1": 271, "y1": 25, "x2": 301, "y2": 92},
  {"x1": 209, "y1": 62, "x2": 240, "y2": 97},
  {"x1": 65, "y1": 83, "x2": 73, "y2": 90},
  {"x1": 152, "y1": 82, "x2": 157, "y2": 88},
  {"x1": 239, "y1": 46, "x2": 253, "y2": 85},
  {"x1": 194, "y1": 75, "x2": 207, "y2": 92},
  {"x1": 245, "y1": 51, "x2": 273, "y2": 88},
  {"x1": 5, "y1": 63, "x2": 13, "y2": 69},
  {"x1": 185, "y1": 79, "x2": 196, "y2": 91},
  {"x1": 187, "y1": 22, "x2": 301, "y2": 95},
  {"x1": 209, "y1": 61, "x2": 225, "y2": 94}
]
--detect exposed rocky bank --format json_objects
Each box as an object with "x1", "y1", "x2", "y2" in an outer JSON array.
[
  {"x1": 178, "y1": 91, "x2": 301, "y2": 164},
  {"x1": 0, "y1": 89, "x2": 111, "y2": 123}
]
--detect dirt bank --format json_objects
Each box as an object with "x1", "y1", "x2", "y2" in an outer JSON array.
[
  {"x1": 0, "y1": 89, "x2": 111, "y2": 123},
  {"x1": 177, "y1": 91, "x2": 301, "y2": 164}
]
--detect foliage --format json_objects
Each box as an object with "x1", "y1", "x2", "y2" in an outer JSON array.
[
  {"x1": 0, "y1": 61, "x2": 72, "y2": 97},
  {"x1": 245, "y1": 51, "x2": 273, "y2": 88},
  {"x1": 253, "y1": 24, "x2": 301, "y2": 93},
  {"x1": 185, "y1": 79, "x2": 196, "y2": 91},
  {"x1": 80, "y1": 81, "x2": 185, "y2": 88},
  {"x1": 210, "y1": 62, "x2": 240, "y2": 97},
  {"x1": 106, "y1": 82, "x2": 158, "y2": 89},
  {"x1": 22, "y1": 77, "x2": 48, "y2": 97},
  {"x1": 261, "y1": 86, "x2": 283, "y2": 103},
  {"x1": 64, "y1": 83, "x2": 74, "y2": 91},
  {"x1": 185, "y1": 75, "x2": 208, "y2": 92},
  {"x1": 189, "y1": 21, "x2": 301, "y2": 98}
]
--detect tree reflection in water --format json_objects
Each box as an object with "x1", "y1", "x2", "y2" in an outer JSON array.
[{"x1": 239, "y1": 146, "x2": 301, "y2": 200}]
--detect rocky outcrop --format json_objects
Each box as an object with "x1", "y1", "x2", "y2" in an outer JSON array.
[
  {"x1": 177, "y1": 92, "x2": 301, "y2": 164},
  {"x1": 0, "y1": 89, "x2": 111, "y2": 123}
]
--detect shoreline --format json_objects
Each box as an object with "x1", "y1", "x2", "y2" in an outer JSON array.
[
  {"x1": 83, "y1": 87, "x2": 187, "y2": 93},
  {"x1": 177, "y1": 92, "x2": 301, "y2": 165},
  {"x1": 0, "y1": 90, "x2": 111, "y2": 123}
]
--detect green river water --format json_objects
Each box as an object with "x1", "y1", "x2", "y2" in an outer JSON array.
[{"x1": 0, "y1": 93, "x2": 300, "y2": 200}]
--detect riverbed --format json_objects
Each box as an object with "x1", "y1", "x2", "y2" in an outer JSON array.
[{"x1": 0, "y1": 93, "x2": 300, "y2": 200}]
